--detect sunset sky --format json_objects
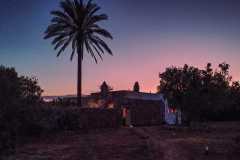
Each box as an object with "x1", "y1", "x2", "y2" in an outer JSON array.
[{"x1": 1, "y1": 0, "x2": 240, "y2": 96}]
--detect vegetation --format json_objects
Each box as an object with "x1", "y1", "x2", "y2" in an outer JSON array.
[
  {"x1": 1, "y1": 61, "x2": 240, "y2": 156},
  {"x1": 0, "y1": 65, "x2": 43, "y2": 155},
  {"x1": 158, "y1": 62, "x2": 240, "y2": 123},
  {"x1": 0, "y1": 65, "x2": 43, "y2": 109},
  {"x1": 0, "y1": 66, "x2": 121, "y2": 156},
  {"x1": 44, "y1": 0, "x2": 113, "y2": 107},
  {"x1": 100, "y1": 81, "x2": 113, "y2": 98},
  {"x1": 0, "y1": 66, "x2": 88, "y2": 155},
  {"x1": 133, "y1": 81, "x2": 140, "y2": 92}
]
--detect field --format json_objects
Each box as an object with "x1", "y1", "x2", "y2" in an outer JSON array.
[{"x1": 6, "y1": 122, "x2": 240, "y2": 160}]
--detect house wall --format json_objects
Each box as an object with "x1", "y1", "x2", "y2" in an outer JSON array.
[
  {"x1": 90, "y1": 91, "x2": 169, "y2": 126},
  {"x1": 126, "y1": 100, "x2": 165, "y2": 126},
  {"x1": 164, "y1": 100, "x2": 176, "y2": 125},
  {"x1": 164, "y1": 100, "x2": 181, "y2": 125}
]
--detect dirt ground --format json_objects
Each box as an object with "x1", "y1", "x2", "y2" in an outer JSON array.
[{"x1": 5, "y1": 122, "x2": 240, "y2": 160}]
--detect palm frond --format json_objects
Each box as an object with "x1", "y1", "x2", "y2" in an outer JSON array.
[
  {"x1": 44, "y1": 24, "x2": 69, "y2": 39},
  {"x1": 88, "y1": 36, "x2": 104, "y2": 53},
  {"x1": 92, "y1": 35, "x2": 113, "y2": 55},
  {"x1": 44, "y1": 0, "x2": 113, "y2": 62},
  {"x1": 84, "y1": 40, "x2": 98, "y2": 63},
  {"x1": 51, "y1": 34, "x2": 67, "y2": 45},
  {"x1": 60, "y1": 0, "x2": 78, "y2": 23},
  {"x1": 92, "y1": 28, "x2": 113, "y2": 39},
  {"x1": 88, "y1": 6, "x2": 100, "y2": 17},
  {"x1": 70, "y1": 37, "x2": 77, "y2": 61},
  {"x1": 51, "y1": 10, "x2": 72, "y2": 22},
  {"x1": 87, "y1": 14, "x2": 108, "y2": 26},
  {"x1": 57, "y1": 35, "x2": 73, "y2": 57},
  {"x1": 50, "y1": 17, "x2": 74, "y2": 28},
  {"x1": 86, "y1": 0, "x2": 93, "y2": 9},
  {"x1": 54, "y1": 39, "x2": 67, "y2": 50},
  {"x1": 89, "y1": 41, "x2": 103, "y2": 61}
]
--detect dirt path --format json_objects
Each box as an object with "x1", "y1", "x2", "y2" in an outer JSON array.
[
  {"x1": 5, "y1": 125, "x2": 240, "y2": 160},
  {"x1": 133, "y1": 126, "x2": 240, "y2": 160},
  {"x1": 133, "y1": 127, "x2": 187, "y2": 160}
]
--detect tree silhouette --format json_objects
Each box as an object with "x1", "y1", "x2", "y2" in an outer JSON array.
[
  {"x1": 44, "y1": 0, "x2": 113, "y2": 107},
  {"x1": 133, "y1": 81, "x2": 140, "y2": 92},
  {"x1": 100, "y1": 81, "x2": 112, "y2": 98},
  {"x1": 158, "y1": 62, "x2": 240, "y2": 122},
  {"x1": 0, "y1": 65, "x2": 43, "y2": 107}
]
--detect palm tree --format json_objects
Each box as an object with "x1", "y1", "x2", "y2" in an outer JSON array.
[{"x1": 44, "y1": 0, "x2": 113, "y2": 107}]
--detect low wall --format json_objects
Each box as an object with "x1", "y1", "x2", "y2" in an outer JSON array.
[
  {"x1": 57, "y1": 108, "x2": 122, "y2": 130},
  {"x1": 77, "y1": 108, "x2": 122, "y2": 129},
  {"x1": 0, "y1": 106, "x2": 122, "y2": 156}
]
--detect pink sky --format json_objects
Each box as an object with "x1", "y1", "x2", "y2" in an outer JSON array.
[{"x1": 40, "y1": 36, "x2": 240, "y2": 96}]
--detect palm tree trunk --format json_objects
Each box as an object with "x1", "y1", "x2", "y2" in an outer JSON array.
[{"x1": 77, "y1": 45, "x2": 83, "y2": 107}]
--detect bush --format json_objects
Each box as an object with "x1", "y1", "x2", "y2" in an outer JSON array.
[
  {"x1": 0, "y1": 65, "x2": 43, "y2": 156},
  {"x1": 0, "y1": 106, "x2": 17, "y2": 156}
]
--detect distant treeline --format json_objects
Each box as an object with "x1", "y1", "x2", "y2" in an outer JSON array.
[{"x1": 158, "y1": 62, "x2": 240, "y2": 123}]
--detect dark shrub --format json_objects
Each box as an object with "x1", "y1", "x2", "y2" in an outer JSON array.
[{"x1": 0, "y1": 65, "x2": 43, "y2": 156}]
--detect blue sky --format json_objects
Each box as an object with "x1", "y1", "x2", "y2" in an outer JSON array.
[{"x1": 1, "y1": 0, "x2": 240, "y2": 95}]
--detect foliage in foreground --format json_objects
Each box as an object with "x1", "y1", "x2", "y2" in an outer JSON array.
[
  {"x1": 158, "y1": 62, "x2": 240, "y2": 122},
  {"x1": 0, "y1": 66, "x2": 121, "y2": 156},
  {"x1": 0, "y1": 65, "x2": 43, "y2": 155}
]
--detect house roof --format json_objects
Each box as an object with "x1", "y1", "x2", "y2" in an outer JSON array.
[
  {"x1": 125, "y1": 92, "x2": 165, "y2": 101},
  {"x1": 91, "y1": 90, "x2": 165, "y2": 102}
]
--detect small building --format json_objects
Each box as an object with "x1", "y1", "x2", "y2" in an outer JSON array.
[
  {"x1": 44, "y1": 90, "x2": 182, "y2": 126},
  {"x1": 90, "y1": 90, "x2": 181, "y2": 126}
]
